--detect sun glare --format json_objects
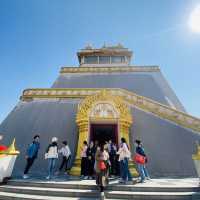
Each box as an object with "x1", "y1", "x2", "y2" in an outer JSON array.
[{"x1": 189, "y1": 5, "x2": 200, "y2": 33}]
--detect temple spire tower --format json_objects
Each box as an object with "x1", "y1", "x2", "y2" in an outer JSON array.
[
  {"x1": 77, "y1": 44, "x2": 133, "y2": 67},
  {"x1": 1, "y1": 44, "x2": 200, "y2": 178}
]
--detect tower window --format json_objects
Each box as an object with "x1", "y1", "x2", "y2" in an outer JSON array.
[
  {"x1": 111, "y1": 56, "x2": 125, "y2": 63},
  {"x1": 99, "y1": 56, "x2": 110, "y2": 64},
  {"x1": 84, "y1": 56, "x2": 98, "y2": 64}
]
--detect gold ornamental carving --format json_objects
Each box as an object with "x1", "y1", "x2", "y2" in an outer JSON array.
[
  {"x1": 76, "y1": 89, "x2": 132, "y2": 125},
  {"x1": 75, "y1": 89, "x2": 132, "y2": 160}
]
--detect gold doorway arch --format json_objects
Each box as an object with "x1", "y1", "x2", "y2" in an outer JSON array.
[{"x1": 70, "y1": 90, "x2": 133, "y2": 175}]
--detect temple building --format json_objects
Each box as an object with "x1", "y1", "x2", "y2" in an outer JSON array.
[{"x1": 0, "y1": 44, "x2": 200, "y2": 177}]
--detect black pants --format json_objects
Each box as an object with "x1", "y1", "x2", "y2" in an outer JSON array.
[
  {"x1": 59, "y1": 156, "x2": 71, "y2": 171},
  {"x1": 24, "y1": 157, "x2": 36, "y2": 174},
  {"x1": 88, "y1": 159, "x2": 95, "y2": 176},
  {"x1": 81, "y1": 157, "x2": 88, "y2": 176},
  {"x1": 110, "y1": 154, "x2": 117, "y2": 175}
]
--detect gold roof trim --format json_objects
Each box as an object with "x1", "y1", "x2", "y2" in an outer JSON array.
[
  {"x1": 60, "y1": 66, "x2": 160, "y2": 74},
  {"x1": 20, "y1": 88, "x2": 200, "y2": 133}
]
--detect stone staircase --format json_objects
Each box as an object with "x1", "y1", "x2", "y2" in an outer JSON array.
[{"x1": 0, "y1": 178, "x2": 200, "y2": 200}]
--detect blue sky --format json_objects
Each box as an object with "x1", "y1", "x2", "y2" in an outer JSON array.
[{"x1": 0, "y1": 0, "x2": 200, "y2": 123}]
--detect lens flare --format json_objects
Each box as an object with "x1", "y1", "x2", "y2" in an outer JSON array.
[{"x1": 189, "y1": 5, "x2": 200, "y2": 33}]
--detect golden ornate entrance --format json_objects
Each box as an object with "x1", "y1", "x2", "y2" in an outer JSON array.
[{"x1": 70, "y1": 90, "x2": 133, "y2": 175}]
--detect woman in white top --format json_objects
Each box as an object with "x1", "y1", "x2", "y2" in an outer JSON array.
[
  {"x1": 117, "y1": 137, "x2": 132, "y2": 183},
  {"x1": 45, "y1": 137, "x2": 58, "y2": 179},
  {"x1": 80, "y1": 140, "x2": 88, "y2": 179}
]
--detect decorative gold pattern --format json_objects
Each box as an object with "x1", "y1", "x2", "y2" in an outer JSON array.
[
  {"x1": 192, "y1": 143, "x2": 200, "y2": 160},
  {"x1": 0, "y1": 138, "x2": 20, "y2": 155},
  {"x1": 60, "y1": 66, "x2": 160, "y2": 74},
  {"x1": 21, "y1": 88, "x2": 200, "y2": 133},
  {"x1": 70, "y1": 90, "x2": 133, "y2": 176}
]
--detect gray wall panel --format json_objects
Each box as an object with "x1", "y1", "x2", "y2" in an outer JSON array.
[
  {"x1": 130, "y1": 107, "x2": 200, "y2": 177},
  {"x1": 0, "y1": 100, "x2": 198, "y2": 177},
  {"x1": 0, "y1": 100, "x2": 79, "y2": 176},
  {"x1": 52, "y1": 72, "x2": 185, "y2": 111}
]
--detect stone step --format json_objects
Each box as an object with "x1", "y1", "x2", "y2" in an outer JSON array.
[
  {"x1": 4, "y1": 178, "x2": 200, "y2": 199},
  {"x1": 7, "y1": 179, "x2": 200, "y2": 193},
  {"x1": 0, "y1": 191, "x2": 98, "y2": 200},
  {"x1": 105, "y1": 190, "x2": 200, "y2": 200},
  {"x1": 0, "y1": 185, "x2": 99, "y2": 198},
  {"x1": 107, "y1": 184, "x2": 200, "y2": 192},
  {"x1": 8, "y1": 179, "x2": 98, "y2": 190},
  {"x1": 0, "y1": 188, "x2": 199, "y2": 200}
]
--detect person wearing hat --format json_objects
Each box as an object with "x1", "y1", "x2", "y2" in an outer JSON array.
[
  {"x1": 23, "y1": 135, "x2": 40, "y2": 179},
  {"x1": 45, "y1": 137, "x2": 58, "y2": 180}
]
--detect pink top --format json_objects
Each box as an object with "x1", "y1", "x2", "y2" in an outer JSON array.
[{"x1": 80, "y1": 145, "x2": 88, "y2": 158}]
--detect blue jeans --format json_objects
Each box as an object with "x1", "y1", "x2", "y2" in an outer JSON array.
[
  {"x1": 48, "y1": 158, "x2": 56, "y2": 178},
  {"x1": 120, "y1": 158, "x2": 132, "y2": 181},
  {"x1": 137, "y1": 164, "x2": 149, "y2": 182}
]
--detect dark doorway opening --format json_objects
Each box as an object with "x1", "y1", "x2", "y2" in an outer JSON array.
[{"x1": 90, "y1": 124, "x2": 118, "y2": 145}]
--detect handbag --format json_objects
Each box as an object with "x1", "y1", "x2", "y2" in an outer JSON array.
[
  {"x1": 99, "y1": 160, "x2": 106, "y2": 170},
  {"x1": 133, "y1": 153, "x2": 146, "y2": 164},
  {"x1": 44, "y1": 153, "x2": 49, "y2": 159}
]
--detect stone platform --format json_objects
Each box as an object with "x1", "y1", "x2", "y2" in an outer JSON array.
[{"x1": 0, "y1": 176, "x2": 200, "y2": 200}]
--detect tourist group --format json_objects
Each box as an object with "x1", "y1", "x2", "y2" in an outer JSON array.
[{"x1": 22, "y1": 135, "x2": 150, "y2": 191}]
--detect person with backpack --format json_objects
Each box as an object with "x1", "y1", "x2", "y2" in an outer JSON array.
[
  {"x1": 45, "y1": 137, "x2": 58, "y2": 180},
  {"x1": 23, "y1": 135, "x2": 40, "y2": 179},
  {"x1": 134, "y1": 139, "x2": 150, "y2": 183}
]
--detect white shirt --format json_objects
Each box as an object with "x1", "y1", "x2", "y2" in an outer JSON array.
[
  {"x1": 59, "y1": 145, "x2": 71, "y2": 158},
  {"x1": 46, "y1": 146, "x2": 58, "y2": 159},
  {"x1": 117, "y1": 143, "x2": 131, "y2": 161},
  {"x1": 101, "y1": 150, "x2": 109, "y2": 161}
]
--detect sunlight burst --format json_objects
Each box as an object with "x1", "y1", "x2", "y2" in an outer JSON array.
[{"x1": 189, "y1": 5, "x2": 200, "y2": 33}]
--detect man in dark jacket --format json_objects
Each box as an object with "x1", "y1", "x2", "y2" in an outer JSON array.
[{"x1": 23, "y1": 135, "x2": 40, "y2": 179}]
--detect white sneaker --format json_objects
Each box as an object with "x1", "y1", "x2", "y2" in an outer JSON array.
[
  {"x1": 46, "y1": 176, "x2": 50, "y2": 180},
  {"x1": 100, "y1": 192, "x2": 105, "y2": 199},
  {"x1": 83, "y1": 176, "x2": 88, "y2": 180},
  {"x1": 23, "y1": 174, "x2": 29, "y2": 179}
]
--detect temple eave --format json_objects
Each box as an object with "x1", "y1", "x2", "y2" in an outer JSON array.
[{"x1": 59, "y1": 66, "x2": 160, "y2": 74}]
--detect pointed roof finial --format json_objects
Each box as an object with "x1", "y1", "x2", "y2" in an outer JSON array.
[
  {"x1": 85, "y1": 43, "x2": 93, "y2": 49},
  {"x1": 117, "y1": 43, "x2": 124, "y2": 48},
  {"x1": 102, "y1": 42, "x2": 107, "y2": 48}
]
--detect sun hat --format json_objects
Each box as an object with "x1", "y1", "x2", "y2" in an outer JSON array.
[{"x1": 52, "y1": 137, "x2": 58, "y2": 142}]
